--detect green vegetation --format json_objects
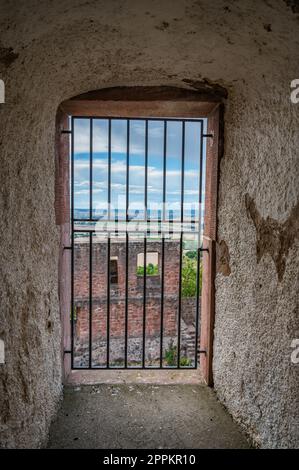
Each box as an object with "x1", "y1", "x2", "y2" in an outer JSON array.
[
  {"x1": 185, "y1": 250, "x2": 197, "y2": 260},
  {"x1": 181, "y1": 254, "x2": 202, "y2": 297},
  {"x1": 136, "y1": 263, "x2": 159, "y2": 276},
  {"x1": 71, "y1": 305, "x2": 77, "y2": 321},
  {"x1": 164, "y1": 342, "x2": 192, "y2": 367},
  {"x1": 165, "y1": 342, "x2": 177, "y2": 366},
  {"x1": 135, "y1": 253, "x2": 202, "y2": 295},
  {"x1": 179, "y1": 356, "x2": 192, "y2": 367}
]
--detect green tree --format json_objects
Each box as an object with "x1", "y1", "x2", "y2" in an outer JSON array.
[
  {"x1": 136, "y1": 263, "x2": 159, "y2": 276},
  {"x1": 185, "y1": 250, "x2": 197, "y2": 260},
  {"x1": 181, "y1": 256, "x2": 202, "y2": 297}
]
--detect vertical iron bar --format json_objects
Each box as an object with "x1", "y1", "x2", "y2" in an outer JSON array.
[
  {"x1": 107, "y1": 235, "x2": 110, "y2": 368},
  {"x1": 160, "y1": 237, "x2": 165, "y2": 368},
  {"x1": 158, "y1": 210, "x2": 162, "y2": 236},
  {"x1": 89, "y1": 118, "x2": 93, "y2": 220},
  {"x1": 108, "y1": 119, "x2": 112, "y2": 221},
  {"x1": 180, "y1": 121, "x2": 185, "y2": 224},
  {"x1": 71, "y1": 117, "x2": 74, "y2": 369},
  {"x1": 115, "y1": 208, "x2": 118, "y2": 236},
  {"x1": 142, "y1": 120, "x2": 148, "y2": 368},
  {"x1": 177, "y1": 121, "x2": 185, "y2": 368},
  {"x1": 125, "y1": 120, "x2": 130, "y2": 368},
  {"x1": 191, "y1": 207, "x2": 195, "y2": 232},
  {"x1": 144, "y1": 120, "x2": 148, "y2": 223},
  {"x1": 169, "y1": 210, "x2": 173, "y2": 236},
  {"x1": 126, "y1": 120, "x2": 130, "y2": 223},
  {"x1": 195, "y1": 121, "x2": 204, "y2": 368},
  {"x1": 89, "y1": 118, "x2": 93, "y2": 368},
  {"x1": 125, "y1": 232, "x2": 129, "y2": 368},
  {"x1": 177, "y1": 232, "x2": 183, "y2": 368},
  {"x1": 107, "y1": 119, "x2": 112, "y2": 368},
  {"x1": 162, "y1": 121, "x2": 167, "y2": 222},
  {"x1": 160, "y1": 120, "x2": 167, "y2": 368},
  {"x1": 89, "y1": 231, "x2": 92, "y2": 368},
  {"x1": 142, "y1": 238, "x2": 147, "y2": 368}
]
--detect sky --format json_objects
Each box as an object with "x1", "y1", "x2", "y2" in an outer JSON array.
[{"x1": 72, "y1": 117, "x2": 207, "y2": 221}]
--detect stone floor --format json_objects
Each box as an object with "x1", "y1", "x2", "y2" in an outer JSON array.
[
  {"x1": 66, "y1": 369, "x2": 203, "y2": 385},
  {"x1": 47, "y1": 376, "x2": 250, "y2": 449}
]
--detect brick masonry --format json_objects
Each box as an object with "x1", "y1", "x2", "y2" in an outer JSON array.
[{"x1": 73, "y1": 238, "x2": 200, "y2": 367}]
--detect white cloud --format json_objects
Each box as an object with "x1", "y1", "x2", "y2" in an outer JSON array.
[
  {"x1": 73, "y1": 119, "x2": 206, "y2": 209},
  {"x1": 73, "y1": 118, "x2": 202, "y2": 162}
]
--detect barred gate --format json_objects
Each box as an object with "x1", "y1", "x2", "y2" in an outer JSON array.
[{"x1": 68, "y1": 116, "x2": 209, "y2": 369}]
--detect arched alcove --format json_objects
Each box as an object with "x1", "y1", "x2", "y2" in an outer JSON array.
[{"x1": 55, "y1": 85, "x2": 224, "y2": 384}]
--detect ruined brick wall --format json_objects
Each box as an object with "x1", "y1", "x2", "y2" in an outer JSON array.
[
  {"x1": 75, "y1": 299, "x2": 179, "y2": 342},
  {"x1": 72, "y1": 239, "x2": 197, "y2": 365},
  {"x1": 74, "y1": 239, "x2": 180, "y2": 298}
]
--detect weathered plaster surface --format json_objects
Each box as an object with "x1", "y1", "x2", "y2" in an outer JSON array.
[
  {"x1": 0, "y1": 0, "x2": 298, "y2": 448},
  {"x1": 216, "y1": 240, "x2": 231, "y2": 276},
  {"x1": 245, "y1": 194, "x2": 299, "y2": 281}
]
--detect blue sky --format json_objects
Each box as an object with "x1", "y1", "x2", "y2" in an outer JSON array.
[{"x1": 73, "y1": 118, "x2": 206, "y2": 220}]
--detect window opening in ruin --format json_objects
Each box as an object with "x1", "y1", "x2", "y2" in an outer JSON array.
[
  {"x1": 137, "y1": 252, "x2": 159, "y2": 276},
  {"x1": 110, "y1": 257, "x2": 118, "y2": 284}
]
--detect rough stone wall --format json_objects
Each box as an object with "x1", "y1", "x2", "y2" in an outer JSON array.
[{"x1": 0, "y1": 0, "x2": 298, "y2": 448}]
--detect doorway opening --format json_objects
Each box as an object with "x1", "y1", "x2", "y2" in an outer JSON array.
[
  {"x1": 71, "y1": 116, "x2": 207, "y2": 370},
  {"x1": 56, "y1": 87, "x2": 222, "y2": 385}
]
